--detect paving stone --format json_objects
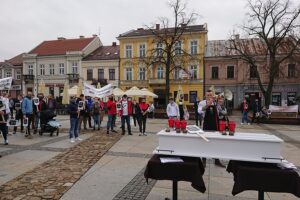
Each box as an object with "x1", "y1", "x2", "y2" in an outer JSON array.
[{"x1": 0, "y1": 131, "x2": 121, "y2": 199}]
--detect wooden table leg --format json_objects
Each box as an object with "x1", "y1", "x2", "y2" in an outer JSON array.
[
  {"x1": 173, "y1": 180, "x2": 178, "y2": 200},
  {"x1": 258, "y1": 190, "x2": 264, "y2": 200}
]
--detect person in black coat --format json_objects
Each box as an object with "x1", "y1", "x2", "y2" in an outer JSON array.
[
  {"x1": 251, "y1": 98, "x2": 261, "y2": 124},
  {"x1": 13, "y1": 94, "x2": 24, "y2": 134},
  {"x1": 33, "y1": 93, "x2": 48, "y2": 134},
  {"x1": 67, "y1": 96, "x2": 80, "y2": 143}
]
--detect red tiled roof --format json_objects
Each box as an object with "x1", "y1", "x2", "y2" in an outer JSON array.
[
  {"x1": 83, "y1": 45, "x2": 120, "y2": 60},
  {"x1": 7, "y1": 53, "x2": 24, "y2": 65},
  {"x1": 29, "y1": 37, "x2": 95, "y2": 56}
]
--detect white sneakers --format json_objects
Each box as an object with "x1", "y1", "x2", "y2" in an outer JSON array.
[
  {"x1": 70, "y1": 138, "x2": 75, "y2": 143},
  {"x1": 247, "y1": 123, "x2": 250, "y2": 125},
  {"x1": 75, "y1": 137, "x2": 83, "y2": 141},
  {"x1": 70, "y1": 137, "x2": 83, "y2": 143}
]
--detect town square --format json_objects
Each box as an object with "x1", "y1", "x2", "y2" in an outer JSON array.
[{"x1": 0, "y1": 0, "x2": 299, "y2": 199}]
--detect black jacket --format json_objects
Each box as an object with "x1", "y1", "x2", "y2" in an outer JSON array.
[{"x1": 68, "y1": 101, "x2": 78, "y2": 119}]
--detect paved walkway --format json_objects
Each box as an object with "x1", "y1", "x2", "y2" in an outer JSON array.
[{"x1": 0, "y1": 115, "x2": 299, "y2": 200}]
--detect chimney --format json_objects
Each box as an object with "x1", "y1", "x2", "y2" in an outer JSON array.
[
  {"x1": 79, "y1": 35, "x2": 85, "y2": 39},
  {"x1": 156, "y1": 24, "x2": 160, "y2": 30},
  {"x1": 112, "y1": 42, "x2": 117, "y2": 46},
  {"x1": 57, "y1": 37, "x2": 66, "y2": 40}
]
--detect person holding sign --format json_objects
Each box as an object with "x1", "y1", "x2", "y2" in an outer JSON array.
[
  {"x1": 33, "y1": 93, "x2": 47, "y2": 134},
  {"x1": 106, "y1": 95, "x2": 117, "y2": 134}
]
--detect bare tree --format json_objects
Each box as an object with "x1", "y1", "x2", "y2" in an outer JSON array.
[
  {"x1": 143, "y1": 0, "x2": 199, "y2": 106},
  {"x1": 229, "y1": 0, "x2": 300, "y2": 107}
]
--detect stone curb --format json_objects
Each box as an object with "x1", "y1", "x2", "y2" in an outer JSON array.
[{"x1": 0, "y1": 131, "x2": 121, "y2": 200}]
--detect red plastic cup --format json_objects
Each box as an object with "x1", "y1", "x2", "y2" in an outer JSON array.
[
  {"x1": 168, "y1": 118, "x2": 175, "y2": 128},
  {"x1": 180, "y1": 120, "x2": 187, "y2": 129},
  {"x1": 175, "y1": 119, "x2": 181, "y2": 129},
  {"x1": 228, "y1": 121, "x2": 236, "y2": 135},
  {"x1": 219, "y1": 121, "x2": 226, "y2": 133}
]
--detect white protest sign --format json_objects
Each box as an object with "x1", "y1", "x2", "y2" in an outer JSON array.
[{"x1": 0, "y1": 77, "x2": 12, "y2": 90}]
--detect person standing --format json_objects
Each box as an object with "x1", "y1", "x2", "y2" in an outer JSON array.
[
  {"x1": 194, "y1": 97, "x2": 202, "y2": 127},
  {"x1": 119, "y1": 94, "x2": 132, "y2": 135},
  {"x1": 86, "y1": 96, "x2": 93, "y2": 129},
  {"x1": 98, "y1": 98, "x2": 105, "y2": 127},
  {"x1": 9, "y1": 96, "x2": 14, "y2": 118},
  {"x1": 106, "y1": 95, "x2": 117, "y2": 134},
  {"x1": 91, "y1": 97, "x2": 101, "y2": 131},
  {"x1": 33, "y1": 93, "x2": 47, "y2": 134},
  {"x1": 139, "y1": 97, "x2": 149, "y2": 136},
  {"x1": 251, "y1": 98, "x2": 261, "y2": 124},
  {"x1": 241, "y1": 98, "x2": 250, "y2": 125},
  {"x1": 77, "y1": 94, "x2": 88, "y2": 131},
  {"x1": 47, "y1": 94, "x2": 57, "y2": 113},
  {"x1": 0, "y1": 100, "x2": 8, "y2": 145},
  {"x1": 217, "y1": 97, "x2": 228, "y2": 122},
  {"x1": 13, "y1": 94, "x2": 24, "y2": 134},
  {"x1": 198, "y1": 89, "x2": 225, "y2": 168},
  {"x1": 67, "y1": 96, "x2": 81, "y2": 143},
  {"x1": 132, "y1": 100, "x2": 139, "y2": 128},
  {"x1": 166, "y1": 98, "x2": 179, "y2": 120},
  {"x1": 22, "y1": 91, "x2": 34, "y2": 138}
]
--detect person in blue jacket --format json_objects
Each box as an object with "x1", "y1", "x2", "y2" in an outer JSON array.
[
  {"x1": 67, "y1": 96, "x2": 82, "y2": 143},
  {"x1": 22, "y1": 91, "x2": 33, "y2": 138}
]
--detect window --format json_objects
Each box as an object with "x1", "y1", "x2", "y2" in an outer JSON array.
[
  {"x1": 174, "y1": 41, "x2": 182, "y2": 55},
  {"x1": 139, "y1": 44, "x2": 146, "y2": 57},
  {"x1": 87, "y1": 69, "x2": 93, "y2": 80},
  {"x1": 271, "y1": 92, "x2": 281, "y2": 106},
  {"x1": 190, "y1": 65, "x2": 197, "y2": 79},
  {"x1": 126, "y1": 68, "x2": 132, "y2": 80},
  {"x1": 139, "y1": 67, "x2": 146, "y2": 80},
  {"x1": 49, "y1": 64, "x2": 55, "y2": 75},
  {"x1": 173, "y1": 68, "x2": 180, "y2": 80},
  {"x1": 227, "y1": 65, "x2": 234, "y2": 79},
  {"x1": 109, "y1": 69, "x2": 115, "y2": 80},
  {"x1": 16, "y1": 71, "x2": 21, "y2": 80},
  {"x1": 211, "y1": 66, "x2": 219, "y2": 79},
  {"x1": 190, "y1": 40, "x2": 198, "y2": 55},
  {"x1": 156, "y1": 43, "x2": 163, "y2": 57},
  {"x1": 5, "y1": 71, "x2": 12, "y2": 78},
  {"x1": 157, "y1": 66, "x2": 164, "y2": 79},
  {"x1": 190, "y1": 91, "x2": 197, "y2": 103},
  {"x1": 98, "y1": 69, "x2": 104, "y2": 80},
  {"x1": 249, "y1": 65, "x2": 257, "y2": 78},
  {"x1": 287, "y1": 92, "x2": 296, "y2": 106},
  {"x1": 125, "y1": 45, "x2": 132, "y2": 58},
  {"x1": 59, "y1": 63, "x2": 64, "y2": 75},
  {"x1": 28, "y1": 65, "x2": 33, "y2": 75},
  {"x1": 72, "y1": 61, "x2": 78, "y2": 74},
  {"x1": 40, "y1": 64, "x2": 45, "y2": 75},
  {"x1": 288, "y1": 64, "x2": 296, "y2": 77}
]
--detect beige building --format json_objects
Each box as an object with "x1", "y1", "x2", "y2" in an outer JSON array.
[
  {"x1": 82, "y1": 42, "x2": 119, "y2": 88},
  {"x1": 22, "y1": 36, "x2": 102, "y2": 97}
]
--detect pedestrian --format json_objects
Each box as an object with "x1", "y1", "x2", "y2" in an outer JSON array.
[
  {"x1": 98, "y1": 98, "x2": 105, "y2": 127},
  {"x1": 119, "y1": 94, "x2": 132, "y2": 135},
  {"x1": 132, "y1": 100, "x2": 139, "y2": 128},
  {"x1": 77, "y1": 94, "x2": 88, "y2": 131},
  {"x1": 0, "y1": 99, "x2": 8, "y2": 145},
  {"x1": 217, "y1": 96, "x2": 228, "y2": 122},
  {"x1": 166, "y1": 98, "x2": 179, "y2": 120},
  {"x1": 178, "y1": 98, "x2": 185, "y2": 120},
  {"x1": 67, "y1": 96, "x2": 82, "y2": 143},
  {"x1": 1, "y1": 93, "x2": 11, "y2": 120},
  {"x1": 198, "y1": 89, "x2": 225, "y2": 168},
  {"x1": 251, "y1": 98, "x2": 261, "y2": 124},
  {"x1": 33, "y1": 93, "x2": 47, "y2": 134},
  {"x1": 194, "y1": 97, "x2": 202, "y2": 127},
  {"x1": 86, "y1": 96, "x2": 93, "y2": 129},
  {"x1": 47, "y1": 94, "x2": 57, "y2": 113},
  {"x1": 240, "y1": 98, "x2": 250, "y2": 125},
  {"x1": 91, "y1": 97, "x2": 101, "y2": 131},
  {"x1": 106, "y1": 95, "x2": 117, "y2": 134},
  {"x1": 13, "y1": 94, "x2": 24, "y2": 134},
  {"x1": 9, "y1": 96, "x2": 14, "y2": 118},
  {"x1": 22, "y1": 91, "x2": 34, "y2": 138},
  {"x1": 139, "y1": 97, "x2": 149, "y2": 136}
]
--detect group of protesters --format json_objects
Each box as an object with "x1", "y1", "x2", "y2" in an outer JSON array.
[{"x1": 67, "y1": 94, "x2": 153, "y2": 143}]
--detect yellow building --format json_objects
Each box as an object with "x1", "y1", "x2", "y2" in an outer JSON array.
[{"x1": 117, "y1": 24, "x2": 207, "y2": 106}]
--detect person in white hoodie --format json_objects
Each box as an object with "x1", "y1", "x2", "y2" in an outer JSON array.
[{"x1": 166, "y1": 98, "x2": 179, "y2": 119}]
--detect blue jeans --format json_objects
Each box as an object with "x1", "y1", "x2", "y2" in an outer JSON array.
[
  {"x1": 93, "y1": 114, "x2": 100, "y2": 129},
  {"x1": 121, "y1": 115, "x2": 131, "y2": 134},
  {"x1": 69, "y1": 117, "x2": 79, "y2": 139},
  {"x1": 107, "y1": 114, "x2": 115, "y2": 130},
  {"x1": 34, "y1": 112, "x2": 40, "y2": 130},
  {"x1": 242, "y1": 111, "x2": 249, "y2": 123}
]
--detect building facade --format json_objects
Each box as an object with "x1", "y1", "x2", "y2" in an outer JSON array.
[
  {"x1": 82, "y1": 42, "x2": 119, "y2": 88},
  {"x1": 0, "y1": 53, "x2": 24, "y2": 98},
  {"x1": 22, "y1": 36, "x2": 102, "y2": 97},
  {"x1": 117, "y1": 24, "x2": 207, "y2": 107},
  {"x1": 205, "y1": 39, "x2": 300, "y2": 109}
]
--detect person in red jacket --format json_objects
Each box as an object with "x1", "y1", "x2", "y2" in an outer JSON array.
[
  {"x1": 106, "y1": 95, "x2": 117, "y2": 134},
  {"x1": 119, "y1": 94, "x2": 132, "y2": 135},
  {"x1": 138, "y1": 97, "x2": 149, "y2": 136}
]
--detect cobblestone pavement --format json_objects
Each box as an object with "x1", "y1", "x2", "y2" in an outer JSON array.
[{"x1": 0, "y1": 131, "x2": 121, "y2": 200}]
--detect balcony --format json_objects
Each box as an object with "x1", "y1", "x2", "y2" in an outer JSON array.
[
  {"x1": 120, "y1": 80, "x2": 149, "y2": 86},
  {"x1": 23, "y1": 74, "x2": 34, "y2": 82}
]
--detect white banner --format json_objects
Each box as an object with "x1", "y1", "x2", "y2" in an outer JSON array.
[
  {"x1": 84, "y1": 83, "x2": 113, "y2": 98},
  {"x1": 269, "y1": 105, "x2": 298, "y2": 113},
  {"x1": 0, "y1": 77, "x2": 12, "y2": 90}
]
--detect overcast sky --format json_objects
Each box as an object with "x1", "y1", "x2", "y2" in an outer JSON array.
[{"x1": 0, "y1": 0, "x2": 248, "y2": 61}]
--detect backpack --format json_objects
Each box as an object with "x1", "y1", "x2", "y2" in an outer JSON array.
[{"x1": 93, "y1": 103, "x2": 100, "y2": 115}]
